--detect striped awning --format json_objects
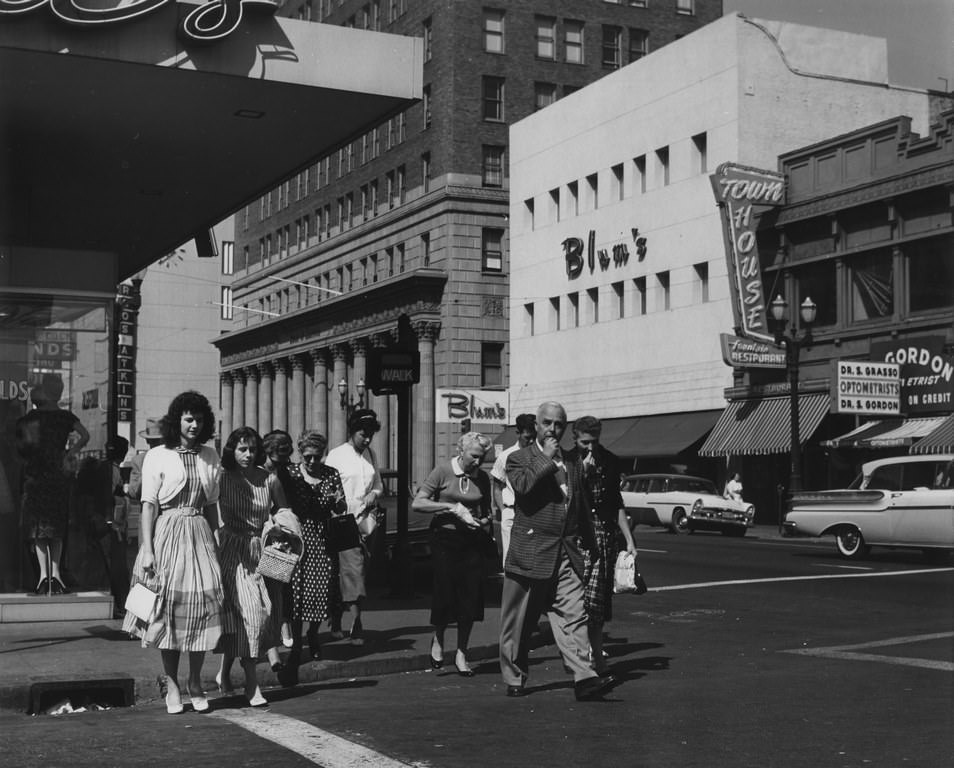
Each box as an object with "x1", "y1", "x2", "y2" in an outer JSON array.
[
  {"x1": 825, "y1": 416, "x2": 947, "y2": 450},
  {"x1": 910, "y1": 414, "x2": 954, "y2": 454},
  {"x1": 698, "y1": 393, "x2": 830, "y2": 457}
]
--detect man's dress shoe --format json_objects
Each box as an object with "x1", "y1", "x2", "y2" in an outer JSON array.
[
  {"x1": 505, "y1": 685, "x2": 526, "y2": 698},
  {"x1": 574, "y1": 675, "x2": 617, "y2": 701}
]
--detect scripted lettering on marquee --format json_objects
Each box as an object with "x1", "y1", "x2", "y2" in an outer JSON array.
[
  {"x1": 0, "y1": 0, "x2": 279, "y2": 44},
  {"x1": 710, "y1": 163, "x2": 785, "y2": 343},
  {"x1": 563, "y1": 227, "x2": 646, "y2": 280}
]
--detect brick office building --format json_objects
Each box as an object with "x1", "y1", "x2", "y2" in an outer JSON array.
[{"x1": 214, "y1": 0, "x2": 722, "y2": 484}]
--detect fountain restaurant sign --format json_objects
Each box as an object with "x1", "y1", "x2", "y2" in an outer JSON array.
[
  {"x1": 710, "y1": 163, "x2": 785, "y2": 343},
  {"x1": 0, "y1": 0, "x2": 279, "y2": 44},
  {"x1": 719, "y1": 333, "x2": 785, "y2": 369}
]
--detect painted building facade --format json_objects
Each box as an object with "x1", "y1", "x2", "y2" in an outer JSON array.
[{"x1": 507, "y1": 13, "x2": 945, "y2": 520}]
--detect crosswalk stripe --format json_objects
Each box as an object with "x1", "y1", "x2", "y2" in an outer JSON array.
[
  {"x1": 648, "y1": 567, "x2": 954, "y2": 591},
  {"x1": 210, "y1": 708, "x2": 413, "y2": 767}
]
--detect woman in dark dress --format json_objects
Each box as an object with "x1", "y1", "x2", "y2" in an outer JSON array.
[
  {"x1": 279, "y1": 430, "x2": 345, "y2": 686},
  {"x1": 412, "y1": 431, "x2": 494, "y2": 677},
  {"x1": 15, "y1": 376, "x2": 89, "y2": 595}
]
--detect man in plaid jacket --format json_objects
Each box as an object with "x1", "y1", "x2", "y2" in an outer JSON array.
[{"x1": 498, "y1": 401, "x2": 616, "y2": 701}]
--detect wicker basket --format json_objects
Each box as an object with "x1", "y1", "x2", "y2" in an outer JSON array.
[{"x1": 256, "y1": 546, "x2": 300, "y2": 583}]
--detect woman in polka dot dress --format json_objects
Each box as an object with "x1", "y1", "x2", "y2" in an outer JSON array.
[{"x1": 279, "y1": 430, "x2": 345, "y2": 685}]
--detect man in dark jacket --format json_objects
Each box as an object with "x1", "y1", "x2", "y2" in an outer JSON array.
[{"x1": 498, "y1": 401, "x2": 616, "y2": 701}]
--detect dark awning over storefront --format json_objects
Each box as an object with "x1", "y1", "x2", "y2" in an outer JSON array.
[
  {"x1": 492, "y1": 411, "x2": 718, "y2": 458},
  {"x1": 604, "y1": 410, "x2": 721, "y2": 457},
  {"x1": 909, "y1": 414, "x2": 954, "y2": 454},
  {"x1": 824, "y1": 416, "x2": 948, "y2": 450},
  {"x1": 698, "y1": 393, "x2": 830, "y2": 457}
]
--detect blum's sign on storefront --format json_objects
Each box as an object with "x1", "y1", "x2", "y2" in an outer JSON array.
[{"x1": 710, "y1": 163, "x2": 785, "y2": 343}]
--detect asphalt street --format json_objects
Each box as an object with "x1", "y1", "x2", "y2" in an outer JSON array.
[{"x1": 2, "y1": 531, "x2": 951, "y2": 768}]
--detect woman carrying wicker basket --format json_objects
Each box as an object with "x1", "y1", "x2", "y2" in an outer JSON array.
[{"x1": 215, "y1": 427, "x2": 290, "y2": 707}]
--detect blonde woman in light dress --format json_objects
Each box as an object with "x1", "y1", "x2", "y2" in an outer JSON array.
[
  {"x1": 123, "y1": 391, "x2": 223, "y2": 715},
  {"x1": 215, "y1": 426, "x2": 290, "y2": 708}
]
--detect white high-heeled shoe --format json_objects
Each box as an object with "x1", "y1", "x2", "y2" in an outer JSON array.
[
  {"x1": 246, "y1": 686, "x2": 268, "y2": 708},
  {"x1": 215, "y1": 669, "x2": 235, "y2": 696}
]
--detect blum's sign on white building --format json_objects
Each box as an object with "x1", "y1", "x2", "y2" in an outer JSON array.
[
  {"x1": 435, "y1": 389, "x2": 510, "y2": 426},
  {"x1": 710, "y1": 163, "x2": 785, "y2": 343}
]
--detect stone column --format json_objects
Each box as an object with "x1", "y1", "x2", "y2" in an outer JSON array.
[
  {"x1": 412, "y1": 320, "x2": 440, "y2": 488},
  {"x1": 220, "y1": 371, "x2": 234, "y2": 439},
  {"x1": 370, "y1": 333, "x2": 392, "y2": 470},
  {"x1": 244, "y1": 365, "x2": 260, "y2": 432},
  {"x1": 231, "y1": 369, "x2": 246, "y2": 429},
  {"x1": 257, "y1": 361, "x2": 273, "y2": 435},
  {"x1": 289, "y1": 354, "x2": 306, "y2": 440},
  {"x1": 351, "y1": 337, "x2": 368, "y2": 406},
  {"x1": 330, "y1": 344, "x2": 349, "y2": 448},
  {"x1": 273, "y1": 357, "x2": 289, "y2": 433},
  {"x1": 304, "y1": 355, "x2": 314, "y2": 432},
  {"x1": 310, "y1": 348, "x2": 330, "y2": 440}
]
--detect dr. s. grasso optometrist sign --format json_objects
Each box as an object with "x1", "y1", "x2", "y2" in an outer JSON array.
[
  {"x1": 0, "y1": 0, "x2": 278, "y2": 43},
  {"x1": 435, "y1": 390, "x2": 510, "y2": 427},
  {"x1": 710, "y1": 163, "x2": 785, "y2": 342}
]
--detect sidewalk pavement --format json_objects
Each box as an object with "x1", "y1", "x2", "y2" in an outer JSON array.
[{"x1": 0, "y1": 526, "x2": 793, "y2": 714}]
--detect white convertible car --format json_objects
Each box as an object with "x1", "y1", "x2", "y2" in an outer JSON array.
[
  {"x1": 783, "y1": 454, "x2": 954, "y2": 561},
  {"x1": 621, "y1": 473, "x2": 755, "y2": 536}
]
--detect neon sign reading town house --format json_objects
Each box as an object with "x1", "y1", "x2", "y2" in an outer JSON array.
[
  {"x1": 710, "y1": 163, "x2": 785, "y2": 343},
  {"x1": 0, "y1": 0, "x2": 278, "y2": 44}
]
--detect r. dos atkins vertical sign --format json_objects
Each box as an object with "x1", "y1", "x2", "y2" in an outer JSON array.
[{"x1": 115, "y1": 280, "x2": 142, "y2": 423}]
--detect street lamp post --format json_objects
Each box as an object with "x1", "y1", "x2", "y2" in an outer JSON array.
[
  {"x1": 769, "y1": 295, "x2": 817, "y2": 495},
  {"x1": 338, "y1": 377, "x2": 366, "y2": 417}
]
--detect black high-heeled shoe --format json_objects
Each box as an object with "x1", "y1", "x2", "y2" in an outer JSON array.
[
  {"x1": 51, "y1": 577, "x2": 69, "y2": 595},
  {"x1": 33, "y1": 577, "x2": 50, "y2": 596},
  {"x1": 454, "y1": 654, "x2": 475, "y2": 678},
  {"x1": 429, "y1": 636, "x2": 443, "y2": 669},
  {"x1": 306, "y1": 626, "x2": 321, "y2": 660}
]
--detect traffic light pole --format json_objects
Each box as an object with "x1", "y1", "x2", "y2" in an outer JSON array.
[{"x1": 390, "y1": 384, "x2": 414, "y2": 598}]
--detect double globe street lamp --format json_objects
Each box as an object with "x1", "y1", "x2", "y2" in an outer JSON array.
[
  {"x1": 769, "y1": 294, "x2": 818, "y2": 495},
  {"x1": 338, "y1": 377, "x2": 366, "y2": 417}
]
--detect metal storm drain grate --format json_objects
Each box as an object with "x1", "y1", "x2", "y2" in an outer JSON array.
[{"x1": 29, "y1": 677, "x2": 135, "y2": 715}]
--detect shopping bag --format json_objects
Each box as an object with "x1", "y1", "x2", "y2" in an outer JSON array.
[{"x1": 613, "y1": 551, "x2": 648, "y2": 595}]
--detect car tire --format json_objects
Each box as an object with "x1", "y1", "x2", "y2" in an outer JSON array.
[
  {"x1": 670, "y1": 509, "x2": 688, "y2": 534},
  {"x1": 834, "y1": 526, "x2": 870, "y2": 560}
]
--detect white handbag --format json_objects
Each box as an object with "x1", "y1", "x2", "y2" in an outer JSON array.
[
  {"x1": 124, "y1": 581, "x2": 159, "y2": 622},
  {"x1": 613, "y1": 551, "x2": 648, "y2": 595}
]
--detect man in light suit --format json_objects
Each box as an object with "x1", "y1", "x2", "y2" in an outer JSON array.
[{"x1": 498, "y1": 401, "x2": 616, "y2": 700}]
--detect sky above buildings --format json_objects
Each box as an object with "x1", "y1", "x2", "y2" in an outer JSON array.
[{"x1": 723, "y1": 0, "x2": 954, "y2": 91}]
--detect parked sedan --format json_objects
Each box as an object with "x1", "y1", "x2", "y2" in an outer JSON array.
[
  {"x1": 621, "y1": 473, "x2": 755, "y2": 536},
  {"x1": 784, "y1": 454, "x2": 954, "y2": 561}
]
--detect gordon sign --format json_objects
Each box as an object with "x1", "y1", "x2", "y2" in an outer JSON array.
[
  {"x1": 869, "y1": 336, "x2": 954, "y2": 414},
  {"x1": 710, "y1": 163, "x2": 785, "y2": 342}
]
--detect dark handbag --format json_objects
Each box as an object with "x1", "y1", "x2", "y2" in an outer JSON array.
[{"x1": 327, "y1": 513, "x2": 361, "y2": 553}]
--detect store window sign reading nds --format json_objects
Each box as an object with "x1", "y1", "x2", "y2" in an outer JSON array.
[
  {"x1": 710, "y1": 163, "x2": 785, "y2": 343},
  {"x1": 0, "y1": 0, "x2": 279, "y2": 44},
  {"x1": 435, "y1": 389, "x2": 510, "y2": 427}
]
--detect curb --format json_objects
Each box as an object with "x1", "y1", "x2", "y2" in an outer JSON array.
[{"x1": 1, "y1": 642, "x2": 505, "y2": 715}]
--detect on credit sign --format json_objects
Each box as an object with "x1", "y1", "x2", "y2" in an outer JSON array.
[{"x1": 830, "y1": 360, "x2": 901, "y2": 415}]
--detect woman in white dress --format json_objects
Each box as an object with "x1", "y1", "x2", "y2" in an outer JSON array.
[{"x1": 123, "y1": 391, "x2": 223, "y2": 715}]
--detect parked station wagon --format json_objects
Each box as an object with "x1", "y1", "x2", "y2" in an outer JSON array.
[
  {"x1": 621, "y1": 473, "x2": 755, "y2": 536},
  {"x1": 783, "y1": 455, "x2": 954, "y2": 561}
]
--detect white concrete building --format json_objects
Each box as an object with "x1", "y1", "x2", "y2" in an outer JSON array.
[{"x1": 507, "y1": 13, "x2": 934, "y2": 473}]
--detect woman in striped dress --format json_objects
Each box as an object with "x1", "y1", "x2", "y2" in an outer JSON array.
[
  {"x1": 215, "y1": 427, "x2": 288, "y2": 707},
  {"x1": 123, "y1": 391, "x2": 224, "y2": 715}
]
